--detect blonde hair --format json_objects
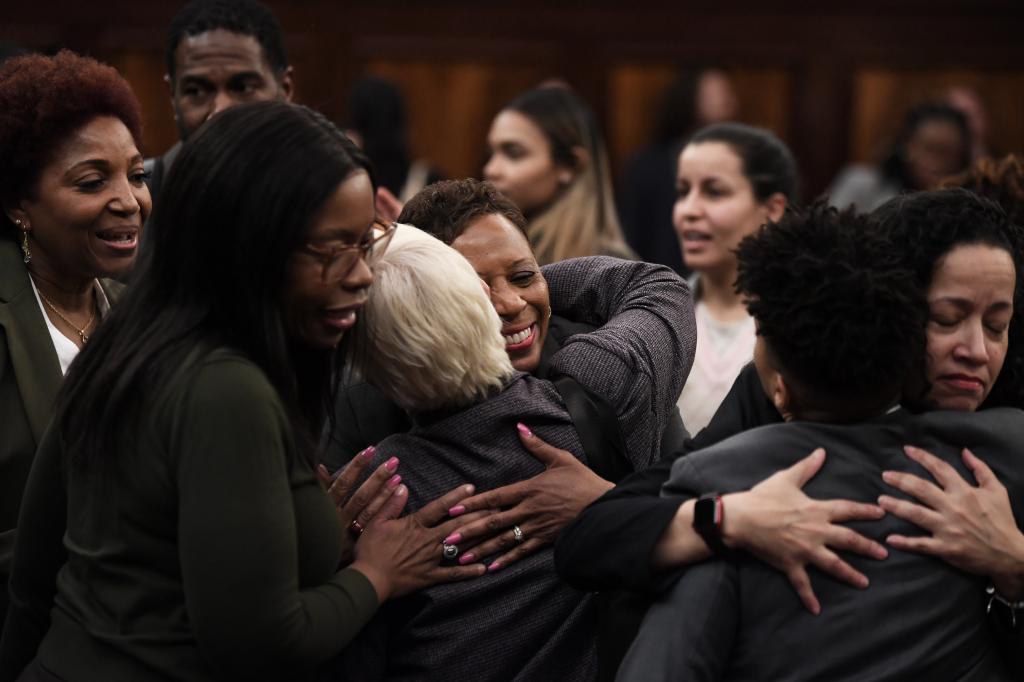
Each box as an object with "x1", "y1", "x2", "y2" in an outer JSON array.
[
  {"x1": 506, "y1": 87, "x2": 632, "y2": 265},
  {"x1": 348, "y1": 224, "x2": 514, "y2": 412}
]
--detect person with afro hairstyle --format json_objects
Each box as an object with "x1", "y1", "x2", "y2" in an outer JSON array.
[
  {"x1": 618, "y1": 201, "x2": 1024, "y2": 682},
  {"x1": 0, "y1": 50, "x2": 150, "y2": 633},
  {"x1": 145, "y1": 0, "x2": 293, "y2": 204}
]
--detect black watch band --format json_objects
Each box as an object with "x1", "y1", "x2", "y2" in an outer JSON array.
[{"x1": 692, "y1": 493, "x2": 730, "y2": 555}]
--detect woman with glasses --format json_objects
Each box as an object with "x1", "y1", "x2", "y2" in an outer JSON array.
[{"x1": 0, "y1": 101, "x2": 485, "y2": 682}]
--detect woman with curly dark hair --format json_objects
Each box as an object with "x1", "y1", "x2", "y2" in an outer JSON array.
[
  {"x1": 0, "y1": 50, "x2": 151, "y2": 631},
  {"x1": 868, "y1": 189, "x2": 1024, "y2": 665}
]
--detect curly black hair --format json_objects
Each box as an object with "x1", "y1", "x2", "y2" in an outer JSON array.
[
  {"x1": 166, "y1": 0, "x2": 288, "y2": 81},
  {"x1": 872, "y1": 188, "x2": 1024, "y2": 409},
  {"x1": 397, "y1": 178, "x2": 528, "y2": 245},
  {"x1": 736, "y1": 200, "x2": 927, "y2": 417}
]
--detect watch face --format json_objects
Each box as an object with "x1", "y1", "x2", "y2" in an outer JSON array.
[
  {"x1": 694, "y1": 494, "x2": 721, "y2": 529},
  {"x1": 693, "y1": 494, "x2": 727, "y2": 554}
]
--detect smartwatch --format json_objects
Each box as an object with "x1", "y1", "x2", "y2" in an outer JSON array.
[{"x1": 692, "y1": 493, "x2": 730, "y2": 555}]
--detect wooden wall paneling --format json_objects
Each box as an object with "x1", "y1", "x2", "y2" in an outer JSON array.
[
  {"x1": 605, "y1": 64, "x2": 794, "y2": 178},
  {"x1": 359, "y1": 59, "x2": 554, "y2": 179},
  {"x1": 3, "y1": 0, "x2": 1022, "y2": 196},
  {"x1": 606, "y1": 64, "x2": 677, "y2": 171},
  {"x1": 103, "y1": 50, "x2": 178, "y2": 159}
]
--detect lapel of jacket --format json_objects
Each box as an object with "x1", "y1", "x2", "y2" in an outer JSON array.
[{"x1": 0, "y1": 239, "x2": 63, "y2": 443}]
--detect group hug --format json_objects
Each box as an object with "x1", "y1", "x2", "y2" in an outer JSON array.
[{"x1": 1, "y1": 1, "x2": 1023, "y2": 680}]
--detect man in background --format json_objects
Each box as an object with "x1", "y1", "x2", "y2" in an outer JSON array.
[{"x1": 145, "y1": 0, "x2": 293, "y2": 202}]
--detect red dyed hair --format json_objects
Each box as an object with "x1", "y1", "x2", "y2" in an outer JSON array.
[{"x1": 0, "y1": 50, "x2": 143, "y2": 211}]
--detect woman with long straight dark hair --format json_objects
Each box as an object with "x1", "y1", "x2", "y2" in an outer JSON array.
[{"x1": 0, "y1": 101, "x2": 484, "y2": 682}]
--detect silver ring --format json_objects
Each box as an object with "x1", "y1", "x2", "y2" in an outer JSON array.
[
  {"x1": 442, "y1": 543, "x2": 459, "y2": 560},
  {"x1": 512, "y1": 525, "x2": 524, "y2": 544}
]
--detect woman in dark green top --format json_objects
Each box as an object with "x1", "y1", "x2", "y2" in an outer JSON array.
[{"x1": 0, "y1": 102, "x2": 484, "y2": 682}]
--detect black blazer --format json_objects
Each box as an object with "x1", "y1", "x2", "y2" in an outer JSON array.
[{"x1": 619, "y1": 407, "x2": 1024, "y2": 682}]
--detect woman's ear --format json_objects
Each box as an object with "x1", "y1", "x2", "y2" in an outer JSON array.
[
  {"x1": 560, "y1": 145, "x2": 590, "y2": 185},
  {"x1": 4, "y1": 205, "x2": 28, "y2": 230},
  {"x1": 763, "y1": 192, "x2": 788, "y2": 223}
]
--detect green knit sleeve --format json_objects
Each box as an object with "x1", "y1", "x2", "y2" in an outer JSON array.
[{"x1": 171, "y1": 355, "x2": 378, "y2": 679}]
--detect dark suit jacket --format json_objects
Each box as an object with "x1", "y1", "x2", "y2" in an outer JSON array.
[
  {"x1": 0, "y1": 238, "x2": 123, "y2": 630},
  {"x1": 619, "y1": 407, "x2": 1024, "y2": 682},
  {"x1": 0, "y1": 239, "x2": 62, "y2": 629}
]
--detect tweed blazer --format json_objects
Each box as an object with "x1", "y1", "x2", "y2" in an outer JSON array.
[
  {"x1": 0, "y1": 238, "x2": 123, "y2": 629},
  {"x1": 619, "y1": 407, "x2": 1024, "y2": 682},
  {"x1": 325, "y1": 257, "x2": 695, "y2": 681}
]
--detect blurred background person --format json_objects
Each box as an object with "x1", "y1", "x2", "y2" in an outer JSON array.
[
  {"x1": 0, "y1": 50, "x2": 150, "y2": 633},
  {"x1": 946, "y1": 85, "x2": 991, "y2": 162},
  {"x1": 484, "y1": 86, "x2": 635, "y2": 265},
  {"x1": 830, "y1": 101, "x2": 971, "y2": 212},
  {"x1": 674, "y1": 122, "x2": 795, "y2": 434},
  {"x1": 144, "y1": 0, "x2": 294, "y2": 204},
  {"x1": 618, "y1": 69, "x2": 739, "y2": 275},
  {"x1": 343, "y1": 76, "x2": 444, "y2": 209}
]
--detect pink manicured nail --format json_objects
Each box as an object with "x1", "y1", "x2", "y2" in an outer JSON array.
[
  {"x1": 487, "y1": 561, "x2": 503, "y2": 572},
  {"x1": 385, "y1": 456, "x2": 399, "y2": 472},
  {"x1": 387, "y1": 474, "x2": 402, "y2": 488},
  {"x1": 360, "y1": 446, "x2": 376, "y2": 461},
  {"x1": 449, "y1": 504, "x2": 466, "y2": 517},
  {"x1": 516, "y1": 423, "x2": 533, "y2": 438},
  {"x1": 444, "y1": 532, "x2": 462, "y2": 545},
  {"x1": 459, "y1": 552, "x2": 476, "y2": 565}
]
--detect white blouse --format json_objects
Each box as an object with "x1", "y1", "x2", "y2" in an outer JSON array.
[
  {"x1": 676, "y1": 301, "x2": 756, "y2": 434},
  {"x1": 29, "y1": 278, "x2": 111, "y2": 375}
]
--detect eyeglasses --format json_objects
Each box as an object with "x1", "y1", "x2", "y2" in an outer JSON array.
[{"x1": 299, "y1": 220, "x2": 397, "y2": 284}]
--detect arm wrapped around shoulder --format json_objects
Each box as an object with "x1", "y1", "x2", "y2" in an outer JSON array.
[{"x1": 544, "y1": 256, "x2": 697, "y2": 468}]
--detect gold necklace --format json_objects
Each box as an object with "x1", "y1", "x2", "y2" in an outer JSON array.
[{"x1": 37, "y1": 290, "x2": 96, "y2": 345}]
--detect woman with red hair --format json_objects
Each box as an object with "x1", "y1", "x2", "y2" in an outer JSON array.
[{"x1": 0, "y1": 50, "x2": 151, "y2": 631}]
